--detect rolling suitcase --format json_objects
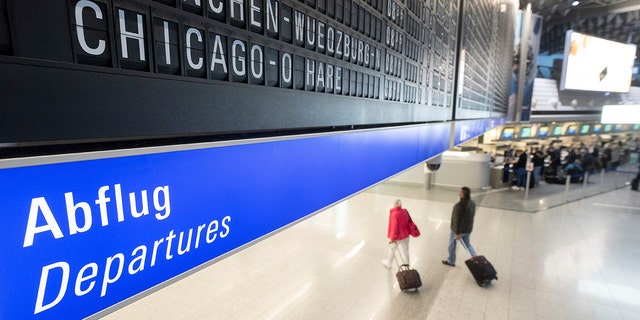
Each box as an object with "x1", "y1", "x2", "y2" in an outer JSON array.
[
  {"x1": 458, "y1": 239, "x2": 498, "y2": 287},
  {"x1": 390, "y1": 242, "x2": 422, "y2": 291}
]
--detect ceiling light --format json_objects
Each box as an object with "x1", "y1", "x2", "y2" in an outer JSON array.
[{"x1": 572, "y1": 1, "x2": 580, "y2": 6}]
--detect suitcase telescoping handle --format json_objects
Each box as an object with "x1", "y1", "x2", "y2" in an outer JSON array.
[
  {"x1": 389, "y1": 241, "x2": 409, "y2": 269},
  {"x1": 456, "y1": 238, "x2": 474, "y2": 259}
]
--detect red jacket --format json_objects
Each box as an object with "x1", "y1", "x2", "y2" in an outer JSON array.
[{"x1": 387, "y1": 207, "x2": 410, "y2": 241}]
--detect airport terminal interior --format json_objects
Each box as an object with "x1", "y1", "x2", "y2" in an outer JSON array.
[
  {"x1": 99, "y1": 163, "x2": 640, "y2": 320},
  {"x1": 2, "y1": 0, "x2": 640, "y2": 319}
]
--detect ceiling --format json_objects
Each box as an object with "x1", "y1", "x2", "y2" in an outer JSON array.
[
  {"x1": 522, "y1": 0, "x2": 637, "y2": 20},
  {"x1": 519, "y1": 0, "x2": 640, "y2": 54}
]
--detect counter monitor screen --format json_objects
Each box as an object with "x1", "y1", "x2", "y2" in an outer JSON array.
[
  {"x1": 614, "y1": 124, "x2": 623, "y2": 131},
  {"x1": 580, "y1": 124, "x2": 591, "y2": 134},
  {"x1": 501, "y1": 127, "x2": 515, "y2": 139},
  {"x1": 566, "y1": 125, "x2": 578, "y2": 135},
  {"x1": 593, "y1": 124, "x2": 602, "y2": 133},
  {"x1": 604, "y1": 124, "x2": 613, "y2": 132},
  {"x1": 519, "y1": 127, "x2": 532, "y2": 138},
  {"x1": 633, "y1": 124, "x2": 640, "y2": 130},
  {"x1": 537, "y1": 126, "x2": 549, "y2": 137},
  {"x1": 552, "y1": 126, "x2": 564, "y2": 136}
]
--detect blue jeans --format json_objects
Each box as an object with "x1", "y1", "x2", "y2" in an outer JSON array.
[
  {"x1": 533, "y1": 166, "x2": 542, "y2": 186},
  {"x1": 446, "y1": 231, "x2": 477, "y2": 265},
  {"x1": 516, "y1": 168, "x2": 527, "y2": 187}
]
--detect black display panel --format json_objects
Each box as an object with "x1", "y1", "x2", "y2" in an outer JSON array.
[
  {"x1": 0, "y1": 0, "x2": 11, "y2": 55},
  {"x1": 0, "y1": 0, "x2": 515, "y2": 150},
  {"x1": 456, "y1": 0, "x2": 514, "y2": 117}
]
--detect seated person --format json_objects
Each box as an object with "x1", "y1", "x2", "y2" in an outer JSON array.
[
  {"x1": 564, "y1": 159, "x2": 585, "y2": 182},
  {"x1": 564, "y1": 159, "x2": 584, "y2": 176}
]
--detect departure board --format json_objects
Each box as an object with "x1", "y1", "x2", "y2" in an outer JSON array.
[
  {"x1": 0, "y1": 0, "x2": 513, "y2": 149},
  {"x1": 457, "y1": 0, "x2": 514, "y2": 118}
]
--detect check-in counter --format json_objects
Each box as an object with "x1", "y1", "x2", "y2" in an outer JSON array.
[
  {"x1": 490, "y1": 165, "x2": 512, "y2": 189},
  {"x1": 432, "y1": 151, "x2": 491, "y2": 190}
]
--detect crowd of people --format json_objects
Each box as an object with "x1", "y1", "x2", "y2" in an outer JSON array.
[{"x1": 497, "y1": 136, "x2": 639, "y2": 188}]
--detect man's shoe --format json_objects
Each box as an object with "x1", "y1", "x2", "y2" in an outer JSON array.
[{"x1": 441, "y1": 260, "x2": 455, "y2": 267}]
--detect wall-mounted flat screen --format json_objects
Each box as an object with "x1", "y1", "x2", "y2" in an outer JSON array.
[
  {"x1": 580, "y1": 124, "x2": 591, "y2": 134},
  {"x1": 537, "y1": 126, "x2": 549, "y2": 137},
  {"x1": 601, "y1": 105, "x2": 640, "y2": 124},
  {"x1": 603, "y1": 124, "x2": 613, "y2": 132},
  {"x1": 593, "y1": 124, "x2": 602, "y2": 133},
  {"x1": 501, "y1": 128, "x2": 515, "y2": 139},
  {"x1": 566, "y1": 125, "x2": 578, "y2": 135},
  {"x1": 614, "y1": 124, "x2": 623, "y2": 131},
  {"x1": 633, "y1": 124, "x2": 640, "y2": 130},
  {"x1": 560, "y1": 30, "x2": 637, "y2": 93},
  {"x1": 552, "y1": 126, "x2": 564, "y2": 136},
  {"x1": 519, "y1": 127, "x2": 532, "y2": 138}
]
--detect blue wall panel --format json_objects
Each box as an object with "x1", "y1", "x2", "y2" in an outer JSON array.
[
  {"x1": 454, "y1": 118, "x2": 507, "y2": 146},
  {"x1": 0, "y1": 123, "x2": 450, "y2": 319}
]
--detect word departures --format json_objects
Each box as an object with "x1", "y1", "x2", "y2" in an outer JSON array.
[{"x1": 23, "y1": 183, "x2": 231, "y2": 314}]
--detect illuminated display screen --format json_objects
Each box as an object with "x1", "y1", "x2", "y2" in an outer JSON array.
[
  {"x1": 633, "y1": 124, "x2": 640, "y2": 130},
  {"x1": 566, "y1": 125, "x2": 577, "y2": 135},
  {"x1": 580, "y1": 124, "x2": 591, "y2": 134},
  {"x1": 604, "y1": 124, "x2": 613, "y2": 132},
  {"x1": 593, "y1": 124, "x2": 602, "y2": 133},
  {"x1": 560, "y1": 30, "x2": 637, "y2": 93},
  {"x1": 519, "y1": 127, "x2": 532, "y2": 138},
  {"x1": 537, "y1": 126, "x2": 549, "y2": 137},
  {"x1": 552, "y1": 126, "x2": 564, "y2": 136},
  {"x1": 614, "y1": 124, "x2": 623, "y2": 131},
  {"x1": 501, "y1": 128, "x2": 515, "y2": 139}
]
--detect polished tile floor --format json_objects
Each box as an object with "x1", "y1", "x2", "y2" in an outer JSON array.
[{"x1": 99, "y1": 180, "x2": 640, "y2": 320}]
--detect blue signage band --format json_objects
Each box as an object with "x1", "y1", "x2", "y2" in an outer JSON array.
[{"x1": 0, "y1": 123, "x2": 451, "y2": 319}]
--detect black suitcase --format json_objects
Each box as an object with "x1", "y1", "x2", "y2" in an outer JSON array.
[
  {"x1": 632, "y1": 177, "x2": 639, "y2": 191},
  {"x1": 464, "y1": 255, "x2": 498, "y2": 287},
  {"x1": 390, "y1": 242, "x2": 422, "y2": 291},
  {"x1": 458, "y1": 240, "x2": 498, "y2": 287}
]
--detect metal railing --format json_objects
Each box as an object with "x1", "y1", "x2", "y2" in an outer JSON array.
[{"x1": 520, "y1": 163, "x2": 639, "y2": 211}]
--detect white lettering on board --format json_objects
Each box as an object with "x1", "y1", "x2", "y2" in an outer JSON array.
[{"x1": 23, "y1": 185, "x2": 171, "y2": 248}]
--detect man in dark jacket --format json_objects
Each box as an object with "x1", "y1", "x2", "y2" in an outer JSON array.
[
  {"x1": 512, "y1": 149, "x2": 528, "y2": 190},
  {"x1": 442, "y1": 187, "x2": 477, "y2": 267},
  {"x1": 532, "y1": 150, "x2": 545, "y2": 186}
]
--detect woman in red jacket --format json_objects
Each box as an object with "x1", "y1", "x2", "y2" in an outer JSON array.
[{"x1": 382, "y1": 199, "x2": 411, "y2": 269}]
